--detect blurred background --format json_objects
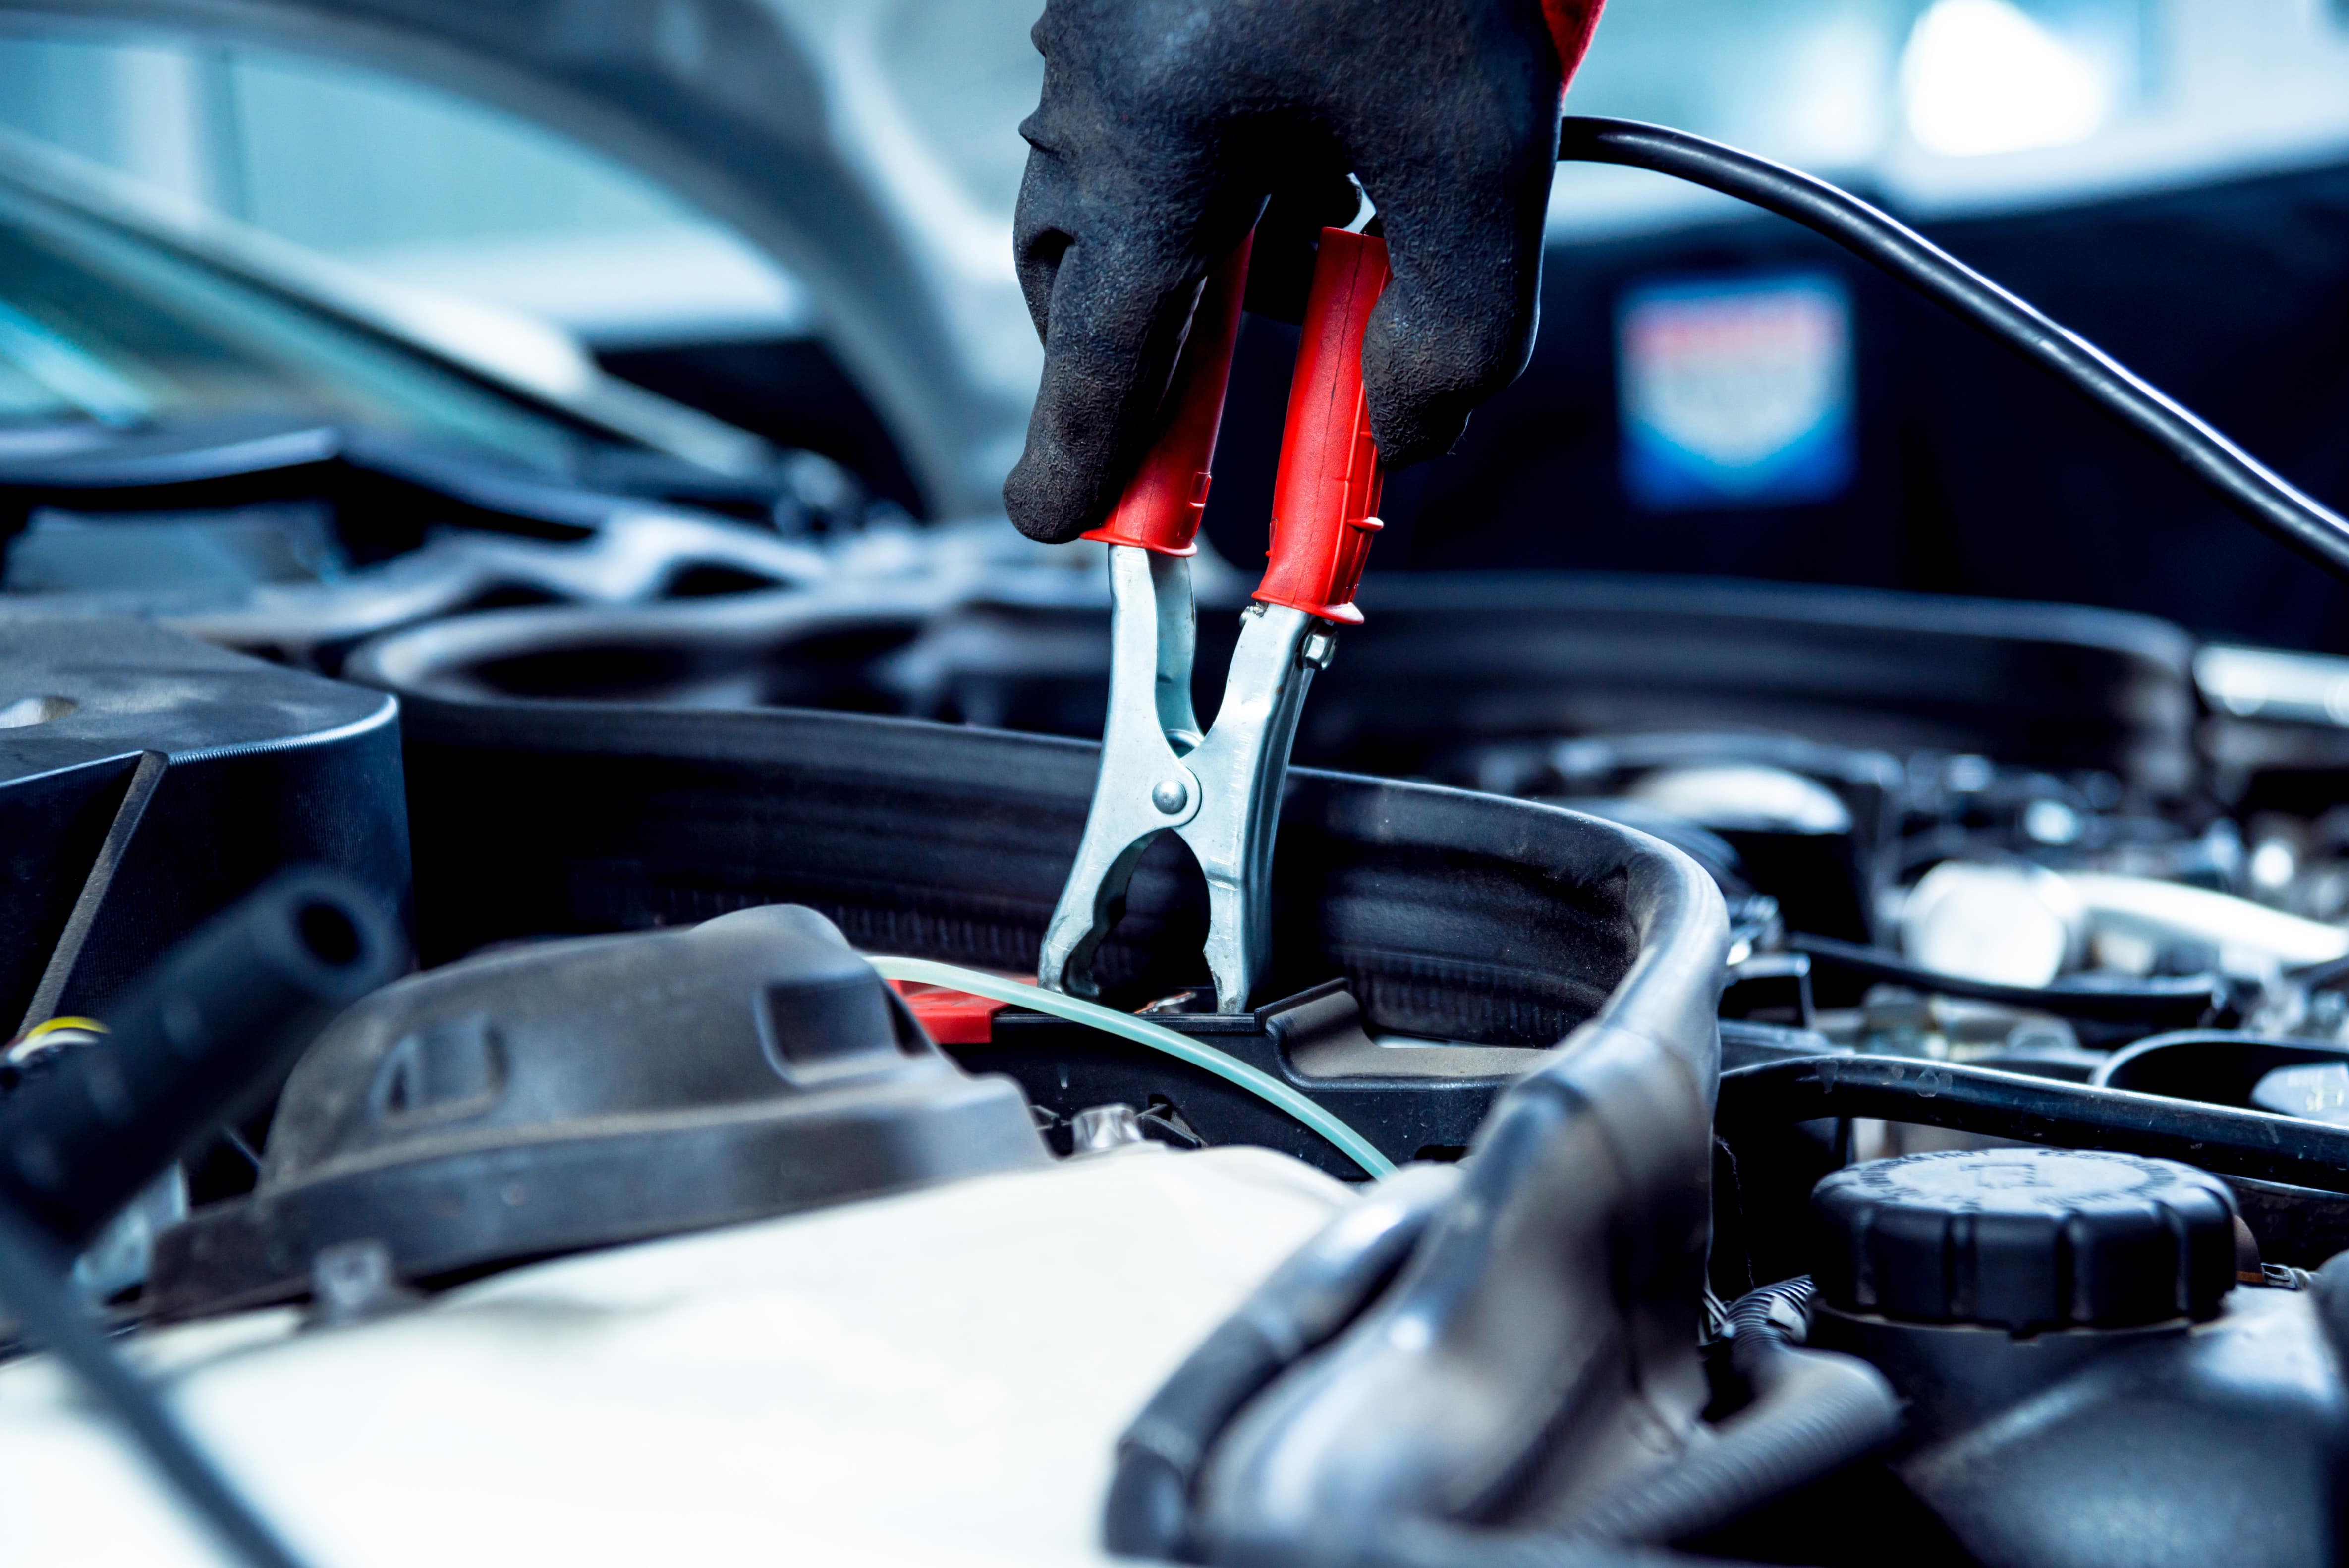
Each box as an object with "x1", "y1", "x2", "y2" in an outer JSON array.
[{"x1": 6, "y1": 0, "x2": 2349, "y2": 643}]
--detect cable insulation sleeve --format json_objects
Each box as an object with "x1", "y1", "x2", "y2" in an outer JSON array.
[
  {"x1": 0, "y1": 1199, "x2": 309, "y2": 1568},
  {"x1": 1557, "y1": 117, "x2": 2349, "y2": 582}
]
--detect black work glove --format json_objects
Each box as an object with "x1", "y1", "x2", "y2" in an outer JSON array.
[{"x1": 1005, "y1": 0, "x2": 1603, "y2": 544}]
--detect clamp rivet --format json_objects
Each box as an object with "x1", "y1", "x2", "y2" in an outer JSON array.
[{"x1": 1152, "y1": 777, "x2": 1191, "y2": 814}]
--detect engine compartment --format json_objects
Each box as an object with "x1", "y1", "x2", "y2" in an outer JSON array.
[{"x1": 9, "y1": 115, "x2": 2349, "y2": 1568}]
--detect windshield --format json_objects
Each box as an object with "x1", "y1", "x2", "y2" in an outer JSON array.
[{"x1": 0, "y1": 178, "x2": 604, "y2": 475}]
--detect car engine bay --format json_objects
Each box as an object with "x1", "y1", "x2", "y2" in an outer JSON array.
[{"x1": 6, "y1": 68, "x2": 2349, "y2": 1568}]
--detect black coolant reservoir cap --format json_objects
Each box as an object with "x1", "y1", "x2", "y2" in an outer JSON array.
[
  {"x1": 148, "y1": 905, "x2": 1048, "y2": 1320},
  {"x1": 1812, "y1": 1148, "x2": 2237, "y2": 1331}
]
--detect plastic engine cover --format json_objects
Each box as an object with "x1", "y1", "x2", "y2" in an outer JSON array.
[{"x1": 150, "y1": 904, "x2": 1048, "y2": 1318}]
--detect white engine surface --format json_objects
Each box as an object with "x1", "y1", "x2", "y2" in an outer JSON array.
[{"x1": 0, "y1": 1146, "x2": 1351, "y2": 1567}]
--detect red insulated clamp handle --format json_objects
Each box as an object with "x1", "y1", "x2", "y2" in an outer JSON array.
[
  {"x1": 1080, "y1": 236, "x2": 1254, "y2": 557},
  {"x1": 1255, "y1": 228, "x2": 1391, "y2": 625}
]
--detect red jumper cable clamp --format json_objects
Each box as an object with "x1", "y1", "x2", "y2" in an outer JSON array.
[{"x1": 1039, "y1": 224, "x2": 1391, "y2": 1014}]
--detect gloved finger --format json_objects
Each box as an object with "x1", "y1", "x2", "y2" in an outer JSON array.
[
  {"x1": 1349, "y1": 81, "x2": 1561, "y2": 469},
  {"x1": 1003, "y1": 215, "x2": 1215, "y2": 545},
  {"x1": 1241, "y1": 168, "x2": 1363, "y2": 326}
]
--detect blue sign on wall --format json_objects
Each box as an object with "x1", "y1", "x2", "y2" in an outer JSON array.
[{"x1": 1616, "y1": 271, "x2": 1856, "y2": 512}]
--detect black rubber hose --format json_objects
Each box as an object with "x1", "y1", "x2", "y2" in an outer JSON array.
[
  {"x1": 1106, "y1": 1164, "x2": 1462, "y2": 1561},
  {"x1": 1556, "y1": 117, "x2": 2349, "y2": 584},
  {"x1": 1565, "y1": 1279, "x2": 1896, "y2": 1547},
  {"x1": 1719, "y1": 1053, "x2": 2349, "y2": 1194},
  {"x1": 0, "y1": 868, "x2": 401, "y2": 1250},
  {"x1": 1158, "y1": 1242, "x2": 1872, "y2": 1568},
  {"x1": 2091, "y1": 1030, "x2": 2349, "y2": 1100},
  {"x1": 2290, "y1": 952, "x2": 2349, "y2": 993},
  {"x1": 1786, "y1": 934, "x2": 2225, "y2": 1029}
]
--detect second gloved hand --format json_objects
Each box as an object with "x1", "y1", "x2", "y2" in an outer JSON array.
[{"x1": 1005, "y1": 0, "x2": 1603, "y2": 544}]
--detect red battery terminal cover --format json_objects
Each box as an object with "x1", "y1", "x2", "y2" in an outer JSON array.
[
  {"x1": 1254, "y1": 227, "x2": 1392, "y2": 626},
  {"x1": 1080, "y1": 236, "x2": 1254, "y2": 558},
  {"x1": 889, "y1": 979, "x2": 1007, "y2": 1047}
]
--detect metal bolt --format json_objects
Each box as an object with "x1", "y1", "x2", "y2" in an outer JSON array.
[
  {"x1": 308, "y1": 1239, "x2": 418, "y2": 1326},
  {"x1": 1152, "y1": 776, "x2": 1191, "y2": 814}
]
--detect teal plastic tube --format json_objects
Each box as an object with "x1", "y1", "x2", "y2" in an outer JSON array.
[{"x1": 867, "y1": 955, "x2": 1397, "y2": 1179}]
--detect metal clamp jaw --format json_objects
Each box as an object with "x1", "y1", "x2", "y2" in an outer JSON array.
[{"x1": 1040, "y1": 227, "x2": 1390, "y2": 1014}]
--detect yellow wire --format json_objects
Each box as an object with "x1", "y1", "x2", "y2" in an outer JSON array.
[{"x1": 22, "y1": 1016, "x2": 105, "y2": 1040}]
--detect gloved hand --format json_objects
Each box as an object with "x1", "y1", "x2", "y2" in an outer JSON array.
[{"x1": 1005, "y1": 0, "x2": 1604, "y2": 544}]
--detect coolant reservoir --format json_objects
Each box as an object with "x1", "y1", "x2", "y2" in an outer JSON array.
[
  {"x1": 1804, "y1": 1149, "x2": 2345, "y2": 1568},
  {"x1": 0, "y1": 1148, "x2": 1349, "y2": 1567}
]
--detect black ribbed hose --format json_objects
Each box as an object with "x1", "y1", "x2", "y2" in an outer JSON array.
[
  {"x1": 1562, "y1": 1278, "x2": 1897, "y2": 1547},
  {"x1": 1106, "y1": 1164, "x2": 1463, "y2": 1561},
  {"x1": 1295, "y1": 1280, "x2": 1888, "y2": 1568}
]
